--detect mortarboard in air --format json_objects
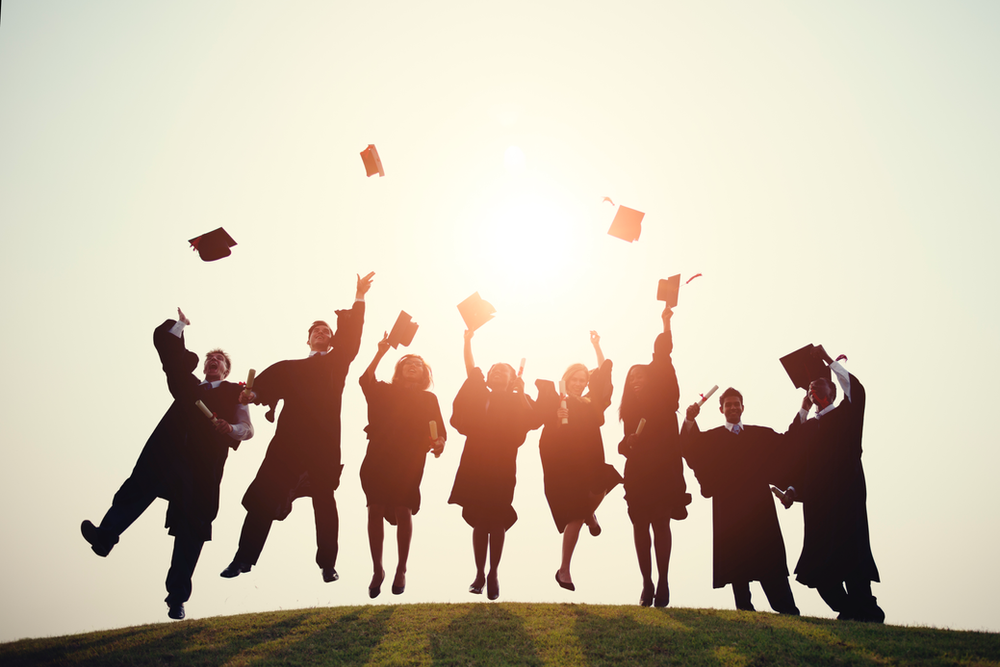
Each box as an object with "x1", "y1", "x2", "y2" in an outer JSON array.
[
  {"x1": 779, "y1": 344, "x2": 832, "y2": 389},
  {"x1": 657, "y1": 274, "x2": 681, "y2": 308},
  {"x1": 607, "y1": 205, "x2": 644, "y2": 242},
  {"x1": 457, "y1": 292, "x2": 496, "y2": 332},
  {"x1": 360, "y1": 144, "x2": 385, "y2": 177},
  {"x1": 387, "y1": 310, "x2": 418, "y2": 348},
  {"x1": 189, "y1": 227, "x2": 237, "y2": 262}
]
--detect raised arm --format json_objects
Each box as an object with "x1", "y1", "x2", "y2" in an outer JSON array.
[
  {"x1": 590, "y1": 330, "x2": 605, "y2": 367},
  {"x1": 362, "y1": 332, "x2": 391, "y2": 384},
  {"x1": 463, "y1": 329, "x2": 476, "y2": 378}
]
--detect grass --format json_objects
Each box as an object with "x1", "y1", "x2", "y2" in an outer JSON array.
[{"x1": 1, "y1": 603, "x2": 998, "y2": 666}]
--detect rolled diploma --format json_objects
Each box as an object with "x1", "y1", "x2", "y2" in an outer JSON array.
[
  {"x1": 518, "y1": 358, "x2": 525, "y2": 377},
  {"x1": 246, "y1": 369, "x2": 256, "y2": 390},
  {"x1": 696, "y1": 385, "x2": 719, "y2": 407},
  {"x1": 195, "y1": 400, "x2": 216, "y2": 421},
  {"x1": 429, "y1": 421, "x2": 438, "y2": 440},
  {"x1": 558, "y1": 380, "x2": 568, "y2": 425},
  {"x1": 636, "y1": 418, "x2": 646, "y2": 435}
]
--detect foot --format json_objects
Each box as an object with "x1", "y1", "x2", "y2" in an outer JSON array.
[
  {"x1": 369, "y1": 569, "x2": 385, "y2": 599},
  {"x1": 586, "y1": 514, "x2": 602, "y2": 537},
  {"x1": 469, "y1": 573, "x2": 486, "y2": 595},
  {"x1": 167, "y1": 602, "x2": 185, "y2": 620},
  {"x1": 81, "y1": 520, "x2": 116, "y2": 557},
  {"x1": 639, "y1": 583, "x2": 654, "y2": 607},
  {"x1": 322, "y1": 567, "x2": 339, "y2": 583},
  {"x1": 654, "y1": 582, "x2": 669, "y2": 608},
  {"x1": 391, "y1": 572, "x2": 405, "y2": 595},
  {"x1": 220, "y1": 561, "x2": 251, "y2": 578},
  {"x1": 487, "y1": 573, "x2": 500, "y2": 601},
  {"x1": 555, "y1": 570, "x2": 575, "y2": 592}
]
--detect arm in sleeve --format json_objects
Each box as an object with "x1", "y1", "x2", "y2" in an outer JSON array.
[{"x1": 229, "y1": 403, "x2": 254, "y2": 441}]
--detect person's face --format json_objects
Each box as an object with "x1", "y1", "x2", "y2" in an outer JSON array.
[
  {"x1": 307, "y1": 324, "x2": 333, "y2": 352},
  {"x1": 487, "y1": 364, "x2": 512, "y2": 392},
  {"x1": 720, "y1": 396, "x2": 744, "y2": 424},
  {"x1": 203, "y1": 352, "x2": 229, "y2": 382},
  {"x1": 628, "y1": 367, "x2": 649, "y2": 396},
  {"x1": 809, "y1": 379, "x2": 833, "y2": 407},
  {"x1": 566, "y1": 370, "x2": 588, "y2": 398},
  {"x1": 400, "y1": 357, "x2": 425, "y2": 386}
]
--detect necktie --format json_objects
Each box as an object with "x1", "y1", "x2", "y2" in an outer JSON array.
[{"x1": 732, "y1": 424, "x2": 741, "y2": 435}]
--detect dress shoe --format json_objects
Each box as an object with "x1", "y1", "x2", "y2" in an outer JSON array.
[
  {"x1": 167, "y1": 603, "x2": 185, "y2": 620},
  {"x1": 555, "y1": 571, "x2": 575, "y2": 592},
  {"x1": 487, "y1": 576, "x2": 500, "y2": 601},
  {"x1": 81, "y1": 520, "x2": 116, "y2": 557},
  {"x1": 392, "y1": 573, "x2": 405, "y2": 595},
  {"x1": 322, "y1": 567, "x2": 339, "y2": 583},
  {"x1": 220, "y1": 561, "x2": 251, "y2": 578},
  {"x1": 369, "y1": 570, "x2": 385, "y2": 599}
]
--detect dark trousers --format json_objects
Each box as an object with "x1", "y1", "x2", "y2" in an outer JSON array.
[
  {"x1": 165, "y1": 532, "x2": 205, "y2": 605},
  {"x1": 732, "y1": 577, "x2": 800, "y2": 615},
  {"x1": 235, "y1": 492, "x2": 339, "y2": 569},
  {"x1": 817, "y1": 578, "x2": 883, "y2": 620}
]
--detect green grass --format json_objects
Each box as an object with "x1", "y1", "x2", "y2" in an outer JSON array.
[{"x1": 2, "y1": 604, "x2": 998, "y2": 666}]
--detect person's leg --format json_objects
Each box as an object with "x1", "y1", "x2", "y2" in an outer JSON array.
[
  {"x1": 392, "y1": 507, "x2": 413, "y2": 593},
  {"x1": 486, "y1": 523, "x2": 506, "y2": 600},
  {"x1": 165, "y1": 532, "x2": 204, "y2": 606},
  {"x1": 651, "y1": 518, "x2": 673, "y2": 607},
  {"x1": 313, "y1": 491, "x2": 339, "y2": 581},
  {"x1": 760, "y1": 576, "x2": 800, "y2": 615},
  {"x1": 232, "y1": 510, "x2": 273, "y2": 567},
  {"x1": 557, "y1": 520, "x2": 584, "y2": 587},
  {"x1": 632, "y1": 519, "x2": 654, "y2": 605},
  {"x1": 585, "y1": 491, "x2": 607, "y2": 536},
  {"x1": 470, "y1": 526, "x2": 488, "y2": 593},
  {"x1": 84, "y1": 482, "x2": 158, "y2": 556},
  {"x1": 816, "y1": 580, "x2": 850, "y2": 616},
  {"x1": 367, "y1": 504, "x2": 386, "y2": 592},
  {"x1": 845, "y1": 577, "x2": 884, "y2": 622},
  {"x1": 732, "y1": 581, "x2": 755, "y2": 611}
]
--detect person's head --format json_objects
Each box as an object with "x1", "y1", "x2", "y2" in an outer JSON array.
[
  {"x1": 392, "y1": 354, "x2": 433, "y2": 390},
  {"x1": 486, "y1": 363, "x2": 516, "y2": 392},
  {"x1": 561, "y1": 363, "x2": 590, "y2": 398},
  {"x1": 626, "y1": 365, "x2": 650, "y2": 396},
  {"x1": 718, "y1": 387, "x2": 744, "y2": 425},
  {"x1": 809, "y1": 377, "x2": 836, "y2": 409},
  {"x1": 203, "y1": 349, "x2": 231, "y2": 382},
  {"x1": 307, "y1": 320, "x2": 334, "y2": 352},
  {"x1": 618, "y1": 364, "x2": 649, "y2": 421}
]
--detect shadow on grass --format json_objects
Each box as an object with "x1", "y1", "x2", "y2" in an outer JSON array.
[{"x1": 430, "y1": 604, "x2": 543, "y2": 666}]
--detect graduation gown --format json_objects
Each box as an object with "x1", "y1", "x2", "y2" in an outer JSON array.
[
  {"x1": 683, "y1": 424, "x2": 791, "y2": 587},
  {"x1": 448, "y1": 368, "x2": 542, "y2": 530}
]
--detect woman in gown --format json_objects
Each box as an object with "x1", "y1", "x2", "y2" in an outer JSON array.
[
  {"x1": 448, "y1": 329, "x2": 541, "y2": 600},
  {"x1": 359, "y1": 332, "x2": 446, "y2": 598},
  {"x1": 618, "y1": 306, "x2": 691, "y2": 607},
  {"x1": 538, "y1": 332, "x2": 623, "y2": 592}
]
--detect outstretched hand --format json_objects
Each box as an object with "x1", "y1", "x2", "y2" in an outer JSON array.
[
  {"x1": 177, "y1": 308, "x2": 191, "y2": 326},
  {"x1": 686, "y1": 403, "x2": 700, "y2": 421},
  {"x1": 589, "y1": 330, "x2": 600, "y2": 346},
  {"x1": 464, "y1": 329, "x2": 474, "y2": 342},
  {"x1": 356, "y1": 271, "x2": 375, "y2": 297},
  {"x1": 429, "y1": 436, "x2": 445, "y2": 458},
  {"x1": 377, "y1": 331, "x2": 391, "y2": 355}
]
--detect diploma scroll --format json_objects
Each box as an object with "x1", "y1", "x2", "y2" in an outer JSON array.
[
  {"x1": 195, "y1": 400, "x2": 217, "y2": 422},
  {"x1": 246, "y1": 369, "x2": 256, "y2": 390},
  {"x1": 429, "y1": 421, "x2": 441, "y2": 458},
  {"x1": 518, "y1": 358, "x2": 525, "y2": 378},
  {"x1": 558, "y1": 380, "x2": 568, "y2": 425},
  {"x1": 696, "y1": 385, "x2": 719, "y2": 407},
  {"x1": 636, "y1": 418, "x2": 646, "y2": 435}
]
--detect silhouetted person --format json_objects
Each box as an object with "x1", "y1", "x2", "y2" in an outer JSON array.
[
  {"x1": 682, "y1": 387, "x2": 799, "y2": 615},
  {"x1": 81, "y1": 309, "x2": 253, "y2": 620},
  {"x1": 775, "y1": 345, "x2": 883, "y2": 622},
  {"x1": 618, "y1": 306, "x2": 691, "y2": 607},
  {"x1": 448, "y1": 330, "x2": 541, "y2": 600},
  {"x1": 220, "y1": 272, "x2": 373, "y2": 583},
  {"x1": 538, "y1": 331, "x2": 623, "y2": 593},
  {"x1": 359, "y1": 333, "x2": 446, "y2": 598}
]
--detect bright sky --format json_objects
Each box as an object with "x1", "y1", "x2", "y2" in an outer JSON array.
[{"x1": 2, "y1": 1, "x2": 999, "y2": 642}]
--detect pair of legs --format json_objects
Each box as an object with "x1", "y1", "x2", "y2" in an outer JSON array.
[
  {"x1": 367, "y1": 504, "x2": 412, "y2": 595},
  {"x1": 631, "y1": 516, "x2": 672, "y2": 607},
  {"x1": 816, "y1": 577, "x2": 884, "y2": 622},
  {"x1": 731, "y1": 578, "x2": 799, "y2": 614},
  {"x1": 232, "y1": 491, "x2": 340, "y2": 572},
  {"x1": 556, "y1": 491, "x2": 606, "y2": 588},
  {"x1": 471, "y1": 521, "x2": 505, "y2": 599}
]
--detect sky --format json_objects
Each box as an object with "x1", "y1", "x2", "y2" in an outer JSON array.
[{"x1": 2, "y1": 0, "x2": 999, "y2": 643}]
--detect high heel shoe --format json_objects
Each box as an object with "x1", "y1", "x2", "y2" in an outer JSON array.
[
  {"x1": 555, "y1": 571, "x2": 575, "y2": 592},
  {"x1": 369, "y1": 569, "x2": 385, "y2": 599}
]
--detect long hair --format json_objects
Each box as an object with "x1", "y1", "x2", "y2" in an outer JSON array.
[
  {"x1": 618, "y1": 364, "x2": 647, "y2": 422},
  {"x1": 391, "y1": 354, "x2": 433, "y2": 390},
  {"x1": 487, "y1": 363, "x2": 518, "y2": 392}
]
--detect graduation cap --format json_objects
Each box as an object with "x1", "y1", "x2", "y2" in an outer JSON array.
[
  {"x1": 360, "y1": 144, "x2": 385, "y2": 177},
  {"x1": 189, "y1": 227, "x2": 236, "y2": 262},
  {"x1": 607, "y1": 205, "x2": 644, "y2": 242},
  {"x1": 657, "y1": 274, "x2": 681, "y2": 308},
  {"x1": 457, "y1": 292, "x2": 496, "y2": 332},
  {"x1": 779, "y1": 344, "x2": 832, "y2": 389},
  {"x1": 387, "y1": 310, "x2": 418, "y2": 348}
]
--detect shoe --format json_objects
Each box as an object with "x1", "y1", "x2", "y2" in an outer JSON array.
[
  {"x1": 220, "y1": 561, "x2": 251, "y2": 578},
  {"x1": 322, "y1": 567, "x2": 339, "y2": 583},
  {"x1": 369, "y1": 570, "x2": 385, "y2": 599},
  {"x1": 555, "y1": 571, "x2": 575, "y2": 592},
  {"x1": 487, "y1": 576, "x2": 500, "y2": 601},
  {"x1": 587, "y1": 514, "x2": 602, "y2": 537},
  {"x1": 167, "y1": 603, "x2": 185, "y2": 620},
  {"x1": 81, "y1": 520, "x2": 115, "y2": 557},
  {"x1": 639, "y1": 584, "x2": 654, "y2": 607},
  {"x1": 392, "y1": 573, "x2": 405, "y2": 595}
]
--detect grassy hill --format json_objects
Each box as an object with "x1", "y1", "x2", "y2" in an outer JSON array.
[{"x1": 2, "y1": 603, "x2": 998, "y2": 666}]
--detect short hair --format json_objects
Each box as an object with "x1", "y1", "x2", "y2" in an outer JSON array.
[
  {"x1": 719, "y1": 387, "x2": 743, "y2": 407},
  {"x1": 814, "y1": 377, "x2": 837, "y2": 402},
  {"x1": 308, "y1": 320, "x2": 332, "y2": 337},
  {"x1": 392, "y1": 354, "x2": 433, "y2": 390},
  {"x1": 561, "y1": 363, "x2": 590, "y2": 387},
  {"x1": 205, "y1": 348, "x2": 232, "y2": 379}
]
